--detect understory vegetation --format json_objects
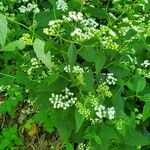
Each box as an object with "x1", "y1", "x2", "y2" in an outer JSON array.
[{"x1": 1, "y1": 0, "x2": 150, "y2": 149}]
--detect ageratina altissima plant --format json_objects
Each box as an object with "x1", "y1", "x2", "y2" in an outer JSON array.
[{"x1": 1, "y1": 0, "x2": 150, "y2": 149}]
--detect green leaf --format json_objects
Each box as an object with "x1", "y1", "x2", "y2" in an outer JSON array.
[
  {"x1": 79, "y1": 46, "x2": 96, "y2": 62},
  {"x1": 94, "y1": 135, "x2": 102, "y2": 144},
  {"x1": 125, "y1": 28, "x2": 137, "y2": 40},
  {"x1": 1, "y1": 40, "x2": 26, "y2": 51},
  {"x1": 135, "y1": 77, "x2": 146, "y2": 93},
  {"x1": 123, "y1": 127, "x2": 150, "y2": 146},
  {"x1": 75, "y1": 111, "x2": 84, "y2": 132},
  {"x1": 139, "y1": 94, "x2": 150, "y2": 102},
  {"x1": 44, "y1": 39, "x2": 55, "y2": 53},
  {"x1": 33, "y1": 38, "x2": 52, "y2": 70},
  {"x1": 16, "y1": 72, "x2": 33, "y2": 89},
  {"x1": 66, "y1": 143, "x2": 74, "y2": 150},
  {"x1": 82, "y1": 70, "x2": 94, "y2": 91},
  {"x1": 68, "y1": 43, "x2": 77, "y2": 67},
  {"x1": 47, "y1": 74, "x2": 59, "y2": 86},
  {"x1": 143, "y1": 101, "x2": 150, "y2": 121},
  {"x1": 95, "y1": 51, "x2": 105, "y2": 74},
  {"x1": 0, "y1": 13, "x2": 7, "y2": 47}
]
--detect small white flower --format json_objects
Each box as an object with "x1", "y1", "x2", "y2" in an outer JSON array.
[
  {"x1": 141, "y1": 60, "x2": 150, "y2": 68},
  {"x1": 106, "y1": 73, "x2": 117, "y2": 85},
  {"x1": 49, "y1": 87, "x2": 77, "y2": 110},
  {"x1": 18, "y1": 5, "x2": 27, "y2": 13},
  {"x1": 71, "y1": 28, "x2": 82, "y2": 37},
  {"x1": 56, "y1": 0, "x2": 68, "y2": 12},
  {"x1": 107, "y1": 107, "x2": 115, "y2": 120}
]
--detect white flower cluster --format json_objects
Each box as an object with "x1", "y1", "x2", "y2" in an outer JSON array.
[
  {"x1": 71, "y1": 17, "x2": 99, "y2": 40},
  {"x1": 64, "y1": 65, "x2": 89, "y2": 74},
  {"x1": 56, "y1": 0, "x2": 68, "y2": 12},
  {"x1": 63, "y1": 11, "x2": 83, "y2": 22},
  {"x1": 94, "y1": 105, "x2": 115, "y2": 120},
  {"x1": 26, "y1": 58, "x2": 51, "y2": 81},
  {"x1": 18, "y1": 3, "x2": 40, "y2": 14},
  {"x1": 43, "y1": 19, "x2": 63, "y2": 35},
  {"x1": 107, "y1": 107, "x2": 116, "y2": 120},
  {"x1": 49, "y1": 87, "x2": 77, "y2": 110},
  {"x1": 141, "y1": 60, "x2": 150, "y2": 68},
  {"x1": 105, "y1": 73, "x2": 117, "y2": 85},
  {"x1": 43, "y1": 11, "x2": 99, "y2": 41},
  {"x1": 94, "y1": 105, "x2": 106, "y2": 119},
  {"x1": 27, "y1": 58, "x2": 41, "y2": 76}
]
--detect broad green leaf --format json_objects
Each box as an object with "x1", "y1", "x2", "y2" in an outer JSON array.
[
  {"x1": 127, "y1": 75, "x2": 146, "y2": 92},
  {"x1": 33, "y1": 38, "x2": 52, "y2": 70},
  {"x1": 143, "y1": 101, "x2": 150, "y2": 121},
  {"x1": 68, "y1": 43, "x2": 77, "y2": 67},
  {"x1": 0, "y1": 13, "x2": 7, "y2": 47},
  {"x1": 1, "y1": 40, "x2": 26, "y2": 51},
  {"x1": 16, "y1": 72, "x2": 33, "y2": 89},
  {"x1": 135, "y1": 77, "x2": 146, "y2": 93},
  {"x1": 125, "y1": 28, "x2": 137, "y2": 40},
  {"x1": 75, "y1": 111, "x2": 84, "y2": 132},
  {"x1": 123, "y1": 127, "x2": 150, "y2": 146},
  {"x1": 79, "y1": 46, "x2": 96, "y2": 62}
]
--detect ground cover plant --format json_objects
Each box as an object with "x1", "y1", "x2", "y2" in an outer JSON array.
[{"x1": 0, "y1": 0, "x2": 150, "y2": 149}]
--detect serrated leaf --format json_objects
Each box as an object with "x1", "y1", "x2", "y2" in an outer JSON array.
[
  {"x1": 75, "y1": 111, "x2": 84, "y2": 132},
  {"x1": 0, "y1": 13, "x2": 7, "y2": 47},
  {"x1": 1, "y1": 40, "x2": 26, "y2": 51},
  {"x1": 68, "y1": 43, "x2": 77, "y2": 67},
  {"x1": 33, "y1": 38, "x2": 52, "y2": 71}
]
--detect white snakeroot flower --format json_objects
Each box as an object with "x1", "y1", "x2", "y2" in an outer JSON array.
[
  {"x1": 64, "y1": 65, "x2": 85, "y2": 74},
  {"x1": 18, "y1": 5, "x2": 27, "y2": 13},
  {"x1": 107, "y1": 107, "x2": 115, "y2": 120},
  {"x1": 49, "y1": 87, "x2": 77, "y2": 110},
  {"x1": 95, "y1": 104, "x2": 115, "y2": 120},
  {"x1": 56, "y1": 0, "x2": 68, "y2": 12},
  {"x1": 69, "y1": 11, "x2": 83, "y2": 21},
  {"x1": 95, "y1": 105, "x2": 106, "y2": 119},
  {"x1": 141, "y1": 60, "x2": 150, "y2": 68},
  {"x1": 71, "y1": 28, "x2": 82, "y2": 37},
  {"x1": 106, "y1": 73, "x2": 117, "y2": 85},
  {"x1": 19, "y1": 3, "x2": 40, "y2": 14}
]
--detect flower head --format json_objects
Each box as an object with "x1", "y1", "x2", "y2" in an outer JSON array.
[{"x1": 56, "y1": 0, "x2": 68, "y2": 12}]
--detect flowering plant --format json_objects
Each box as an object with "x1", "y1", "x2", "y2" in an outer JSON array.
[{"x1": 0, "y1": 0, "x2": 150, "y2": 149}]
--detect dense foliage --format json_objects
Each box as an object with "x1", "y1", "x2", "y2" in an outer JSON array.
[{"x1": 1, "y1": 0, "x2": 150, "y2": 149}]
